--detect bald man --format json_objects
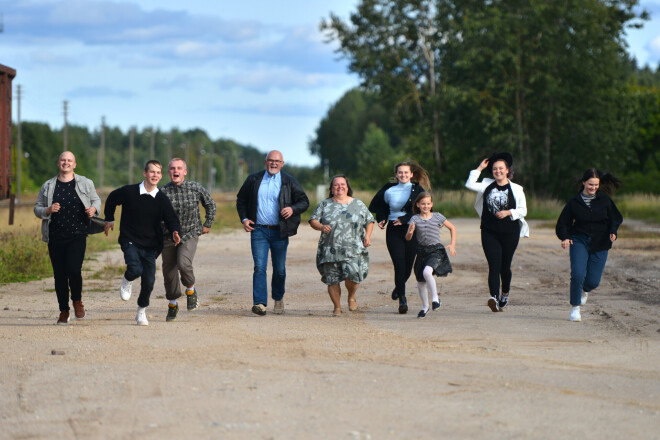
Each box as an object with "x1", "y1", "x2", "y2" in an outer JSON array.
[
  {"x1": 236, "y1": 150, "x2": 309, "y2": 315},
  {"x1": 34, "y1": 151, "x2": 101, "y2": 325}
]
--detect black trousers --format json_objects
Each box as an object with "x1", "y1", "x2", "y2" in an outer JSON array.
[
  {"x1": 386, "y1": 221, "x2": 417, "y2": 298},
  {"x1": 48, "y1": 235, "x2": 87, "y2": 312},
  {"x1": 481, "y1": 228, "x2": 519, "y2": 298}
]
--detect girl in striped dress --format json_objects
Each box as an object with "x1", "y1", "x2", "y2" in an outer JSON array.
[{"x1": 405, "y1": 192, "x2": 457, "y2": 318}]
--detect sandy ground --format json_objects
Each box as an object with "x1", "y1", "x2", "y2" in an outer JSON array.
[{"x1": 1, "y1": 218, "x2": 659, "y2": 439}]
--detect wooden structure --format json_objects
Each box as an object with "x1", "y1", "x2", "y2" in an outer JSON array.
[{"x1": 0, "y1": 63, "x2": 16, "y2": 200}]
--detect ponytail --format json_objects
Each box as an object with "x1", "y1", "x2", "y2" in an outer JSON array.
[
  {"x1": 578, "y1": 168, "x2": 622, "y2": 195},
  {"x1": 394, "y1": 160, "x2": 432, "y2": 192}
]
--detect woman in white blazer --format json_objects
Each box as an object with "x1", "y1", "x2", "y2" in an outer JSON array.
[{"x1": 465, "y1": 152, "x2": 528, "y2": 312}]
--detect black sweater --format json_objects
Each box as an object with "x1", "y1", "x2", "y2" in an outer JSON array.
[
  {"x1": 555, "y1": 191, "x2": 623, "y2": 252},
  {"x1": 369, "y1": 182, "x2": 425, "y2": 225},
  {"x1": 105, "y1": 184, "x2": 181, "y2": 251}
]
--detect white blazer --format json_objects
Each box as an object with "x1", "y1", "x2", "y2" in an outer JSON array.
[{"x1": 465, "y1": 169, "x2": 529, "y2": 238}]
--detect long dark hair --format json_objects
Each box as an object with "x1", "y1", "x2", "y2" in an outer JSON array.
[
  {"x1": 412, "y1": 191, "x2": 433, "y2": 215},
  {"x1": 392, "y1": 160, "x2": 431, "y2": 192},
  {"x1": 578, "y1": 168, "x2": 621, "y2": 195},
  {"x1": 328, "y1": 174, "x2": 353, "y2": 197}
]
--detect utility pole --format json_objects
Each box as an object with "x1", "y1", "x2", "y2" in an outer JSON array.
[
  {"x1": 97, "y1": 116, "x2": 105, "y2": 193},
  {"x1": 207, "y1": 144, "x2": 214, "y2": 191},
  {"x1": 62, "y1": 100, "x2": 68, "y2": 151},
  {"x1": 196, "y1": 145, "x2": 205, "y2": 183},
  {"x1": 128, "y1": 127, "x2": 135, "y2": 184},
  {"x1": 149, "y1": 127, "x2": 155, "y2": 159},
  {"x1": 16, "y1": 84, "x2": 22, "y2": 203}
]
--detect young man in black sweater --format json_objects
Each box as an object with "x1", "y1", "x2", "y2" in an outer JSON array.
[{"x1": 104, "y1": 160, "x2": 181, "y2": 325}]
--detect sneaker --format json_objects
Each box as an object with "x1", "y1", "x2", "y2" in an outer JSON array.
[
  {"x1": 120, "y1": 277, "x2": 133, "y2": 301},
  {"x1": 273, "y1": 300, "x2": 284, "y2": 314},
  {"x1": 417, "y1": 309, "x2": 427, "y2": 318},
  {"x1": 488, "y1": 296, "x2": 499, "y2": 312},
  {"x1": 186, "y1": 288, "x2": 199, "y2": 311},
  {"x1": 72, "y1": 300, "x2": 85, "y2": 319},
  {"x1": 431, "y1": 300, "x2": 441, "y2": 311},
  {"x1": 569, "y1": 306, "x2": 581, "y2": 322},
  {"x1": 57, "y1": 311, "x2": 70, "y2": 325},
  {"x1": 136, "y1": 307, "x2": 149, "y2": 326},
  {"x1": 166, "y1": 303, "x2": 178, "y2": 322},
  {"x1": 498, "y1": 295, "x2": 509, "y2": 311},
  {"x1": 252, "y1": 304, "x2": 267, "y2": 316},
  {"x1": 580, "y1": 291, "x2": 588, "y2": 306}
]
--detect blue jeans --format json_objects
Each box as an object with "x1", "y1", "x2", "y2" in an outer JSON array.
[
  {"x1": 251, "y1": 226, "x2": 288, "y2": 306},
  {"x1": 569, "y1": 234, "x2": 608, "y2": 306},
  {"x1": 121, "y1": 242, "x2": 159, "y2": 308}
]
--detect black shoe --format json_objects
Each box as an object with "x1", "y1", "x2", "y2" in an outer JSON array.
[
  {"x1": 417, "y1": 309, "x2": 427, "y2": 318},
  {"x1": 432, "y1": 300, "x2": 441, "y2": 311},
  {"x1": 398, "y1": 295, "x2": 408, "y2": 314},
  {"x1": 498, "y1": 295, "x2": 508, "y2": 311},
  {"x1": 166, "y1": 303, "x2": 178, "y2": 322},
  {"x1": 186, "y1": 288, "x2": 199, "y2": 311},
  {"x1": 391, "y1": 288, "x2": 399, "y2": 300},
  {"x1": 488, "y1": 296, "x2": 499, "y2": 313}
]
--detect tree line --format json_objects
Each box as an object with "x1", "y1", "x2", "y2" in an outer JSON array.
[
  {"x1": 311, "y1": 0, "x2": 660, "y2": 198},
  {"x1": 12, "y1": 123, "x2": 271, "y2": 194}
]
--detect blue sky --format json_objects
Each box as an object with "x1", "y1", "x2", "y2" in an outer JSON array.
[{"x1": 2, "y1": 0, "x2": 659, "y2": 167}]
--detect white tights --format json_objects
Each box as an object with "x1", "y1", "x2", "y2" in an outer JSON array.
[{"x1": 417, "y1": 266, "x2": 438, "y2": 312}]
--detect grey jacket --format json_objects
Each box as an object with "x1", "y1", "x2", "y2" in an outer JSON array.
[{"x1": 34, "y1": 173, "x2": 102, "y2": 243}]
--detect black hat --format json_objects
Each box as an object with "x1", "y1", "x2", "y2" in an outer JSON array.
[{"x1": 487, "y1": 152, "x2": 513, "y2": 172}]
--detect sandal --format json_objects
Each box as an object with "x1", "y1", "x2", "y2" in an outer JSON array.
[
  {"x1": 333, "y1": 307, "x2": 342, "y2": 316},
  {"x1": 348, "y1": 297, "x2": 358, "y2": 311}
]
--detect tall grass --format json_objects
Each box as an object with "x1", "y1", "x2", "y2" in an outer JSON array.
[
  {"x1": 615, "y1": 193, "x2": 660, "y2": 223},
  {"x1": 0, "y1": 227, "x2": 52, "y2": 283}
]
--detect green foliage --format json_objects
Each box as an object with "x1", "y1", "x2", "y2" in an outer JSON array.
[
  {"x1": 0, "y1": 229, "x2": 52, "y2": 283},
  {"x1": 12, "y1": 123, "x2": 269, "y2": 193},
  {"x1": 317, "y1": 0, "x2": 652, "y2": 197}
]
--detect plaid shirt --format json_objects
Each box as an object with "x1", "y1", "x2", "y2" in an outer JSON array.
[{"x1": 161, "y1": 180, "x2": 216, "y2": 243}]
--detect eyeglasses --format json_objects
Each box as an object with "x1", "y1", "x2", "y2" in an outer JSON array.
[{"x1": 266, "y1": 159, "x2": 283, "y2": 164}]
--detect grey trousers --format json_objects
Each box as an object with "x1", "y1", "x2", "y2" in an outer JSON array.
[{"x1": 162, "y1": 236, "x2": 199, "y2": 301}]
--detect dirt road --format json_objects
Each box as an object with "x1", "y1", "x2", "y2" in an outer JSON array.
[{"x1": 1, "y1": 219, "x2": 659, "y2": 439}]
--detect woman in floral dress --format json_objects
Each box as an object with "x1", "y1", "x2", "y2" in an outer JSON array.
[{"x1": 309, "y1": 175, "x2": 375, "y2": 316}]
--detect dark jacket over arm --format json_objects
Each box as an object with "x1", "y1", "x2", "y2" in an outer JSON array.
[
  {"x1": 236, "y1": 171, "x2": 310, "y2": 238},
  {"x1": 556, "y1": 191, "x2": 623, "y2": 252}
]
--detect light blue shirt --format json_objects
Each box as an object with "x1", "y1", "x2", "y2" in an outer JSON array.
[
  {"x1": 384, "y1": 182, "x2": 412, "y2": 220},
  {"x1": 256, "y1": 171, "x2": 281, "y2": 225}
]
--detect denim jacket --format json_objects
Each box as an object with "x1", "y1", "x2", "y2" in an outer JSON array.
[{"x1": 34, "y1": 173, "x2": 102, "y2": 243}]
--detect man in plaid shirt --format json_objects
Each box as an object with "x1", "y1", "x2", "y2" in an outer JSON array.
[{"x1": 161, "y1": 158, "x2": 216, "y2": 322}]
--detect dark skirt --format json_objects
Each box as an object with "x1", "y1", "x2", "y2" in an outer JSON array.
[{"x1": 414, "y1": 243, "x2": 452, "y2": 282}]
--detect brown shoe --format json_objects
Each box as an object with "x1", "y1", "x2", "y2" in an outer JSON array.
[
  {"x1": 72, "y1": 300, "x2": 85, "y2": 319},
  {"x1": 57, "y1": 311, "x2": 70, "y2": 325}
]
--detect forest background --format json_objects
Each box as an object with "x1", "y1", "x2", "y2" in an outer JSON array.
[{"x1": 8, "y1": 0, "x2": 660, "y2": 200}]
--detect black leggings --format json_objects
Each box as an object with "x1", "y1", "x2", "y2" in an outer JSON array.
[
  {"x1": 386, "y1": 222, "x2": 417, "y2": 298},
  {"x1": 48, "y1": 235, "x2": 87, "y2": 312},
  {"x1": 481, "y1": 229, "x2": 519, "y2": 298}
]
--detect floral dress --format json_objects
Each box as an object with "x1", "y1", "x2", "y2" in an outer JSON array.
[{"x1": 310, "y1": 198, "x2": 375, "y2": 284}]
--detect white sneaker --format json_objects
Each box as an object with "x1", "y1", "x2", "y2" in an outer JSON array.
[
  {"x1": 120, "y1": 277, "x2": 133, "y2": 301},
  {"x1": 136, "y1": 307, "x2": 149, "y2": 326},
  {"x1": 273, "y1": 300, "x2": 284, "y2": 315},
  {"x1": 580, "y1": 291, "x2": 588, "y2": 305},
  {"x1": 569, "y1": 306, "x2": 581, "y2": 322}
]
